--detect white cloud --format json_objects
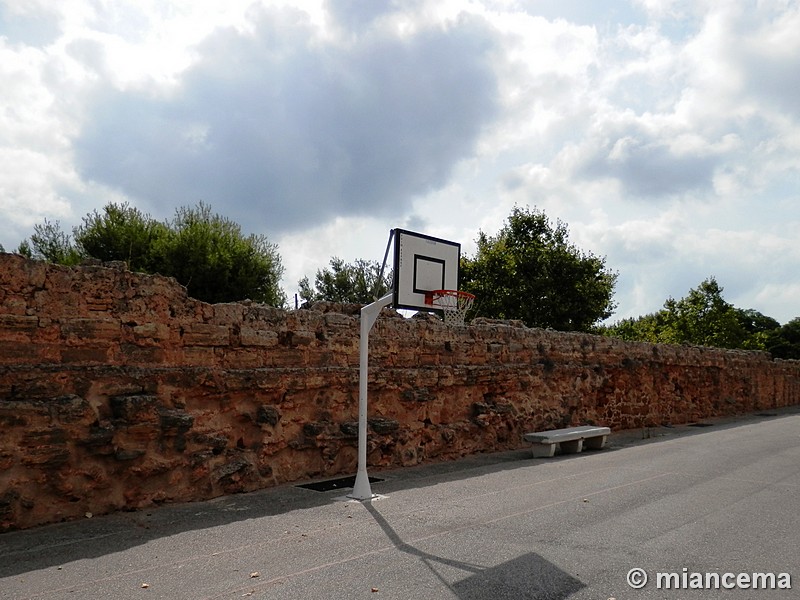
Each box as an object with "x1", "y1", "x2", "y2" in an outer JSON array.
[{"x1": 754, "y1": 282, "x2": 800, "y2": 323}]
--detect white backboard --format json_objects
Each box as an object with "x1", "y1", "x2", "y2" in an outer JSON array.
[{"x1": 392, "y1": 229, "x2": 460, "y2": 312}]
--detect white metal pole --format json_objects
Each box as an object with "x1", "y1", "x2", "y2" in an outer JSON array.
[{"x1": 349, "y1": 291, "x2": 393, "y2": 500}]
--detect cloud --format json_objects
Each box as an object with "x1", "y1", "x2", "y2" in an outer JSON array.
[
  {"x1": 72, "y1": 5, "x2": 500, "y2": 234},
  {"x1": 0, "y1": 2, "x2": 62, "y2": 46},
  {"x1": 576, "y1": 131, "x2": 718, "y2": 197},
  {"x1": 325, "y1": 0, "x2": 397, "y2": 32},
  {"x1": 735, "y1": 4, "x2": 800, "y2": 119},
  {"x1": 498, "y1": 1, "x2": 800, "y2": 210}
]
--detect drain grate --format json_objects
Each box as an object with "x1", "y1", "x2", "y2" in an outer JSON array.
[
  {"x1": 688, "y1": 423, "x2": 713, "y2": 427},
  {"x1": 296, "y1": 475, "x2": 384, "y2": 492}
]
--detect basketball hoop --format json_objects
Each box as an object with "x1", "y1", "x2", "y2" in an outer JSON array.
[{"x1": 425, "y1": 289, "x2": 475, "y2": 326}]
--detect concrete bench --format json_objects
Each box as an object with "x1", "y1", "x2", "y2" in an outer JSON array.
[{"x1": 524, "y1": 425, "x2": 611, "y2": 458}]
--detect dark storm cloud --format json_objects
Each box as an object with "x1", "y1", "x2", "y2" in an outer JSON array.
[{"x1": 74, "y1": 6, "x2": 499, "y2": 233}]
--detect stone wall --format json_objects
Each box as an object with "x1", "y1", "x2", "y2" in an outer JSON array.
[{"x1": 1, "y1": 253, "x2": 798, "y2": 530}]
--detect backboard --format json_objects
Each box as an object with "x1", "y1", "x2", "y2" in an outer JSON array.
[{"x1": 392, "y1": 229, "x2": 461, "y2": 312}]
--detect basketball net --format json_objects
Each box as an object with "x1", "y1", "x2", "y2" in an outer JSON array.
[{"x1": 425, "y1": 289, "x2": 475, "y2": 326}]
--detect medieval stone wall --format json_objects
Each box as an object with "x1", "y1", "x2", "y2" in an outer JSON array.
[{"x1": 1, "y1": 253, "x2": 798, "y2": 530}]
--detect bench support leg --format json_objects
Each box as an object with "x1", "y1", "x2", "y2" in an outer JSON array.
[
  {"x1": 531, "y1": 443, "x2": 556, "y2": 458},
  {"x1": 583, "y1": 435, "x2": 607, "y2": 450},
  {"x1": 559, "y1": 439, "x2": 583, "y2": 454}
]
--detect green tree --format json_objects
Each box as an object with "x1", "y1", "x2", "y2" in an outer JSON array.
[
  {"x1": 657, "y1": 278, "x2": 747, "y2": 348},
  {"x1": 299, "y1": 257, "x2": 391, "y2": 304},
  {"x1": 158, "y1": 203, "x2": 285, "y2": 306},
  {"x1": 601, "y1": 278, "x2": 780, "y2": 351},
  {"x1": 15, "y1": 240, "x2": 32, "y2": 257},
  {"x1": 25, "y1": 219, "x2": 84, "y2": 265},
  {"x1": 765, "y1": 317, "x2": 800, "y2": 359},
  {"x1": 74, "y1": 202, "x2": 168, "y2": 273},
  {"x1": 602, "y1": 313, "x2": 663, "y2": 343},
  {"x1": 18, "y1": 202, "x2": 286, "y2": 306},
  {"x1": 735, "y1": 308, "x2": 780, "y2": 351},
  {"x1": 460, "y1": 206, "x2": 617, "y2": 331}
]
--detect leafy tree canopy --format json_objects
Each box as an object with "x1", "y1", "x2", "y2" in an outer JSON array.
[
  {"x1": 601, "y1": 277, "x2": 798, "y2": 356},
  {"x1": 299, "y1": 257, "x2": 391, "y2": 304},
  {"x1": 158, "y1": 203, "x2": 285, "y2": 306},
  {"x1": 657, "y1": 278, "x2": 748, "y2": 348},
  {"x1": 764, "y1": 317, "x2": 800, "y2": 359},
  {"x1": 18, "y1": 219, "x2": 84, "y2": 265},
  {"x1": 16, "y1": 202, "x2": 286, "y2": 306},
  {"x1": 74, "y1": 203, "x2": 168, "y2": 273},
  {"x1": 460, "y1": 206, "x2": 618, "y2": 331}
]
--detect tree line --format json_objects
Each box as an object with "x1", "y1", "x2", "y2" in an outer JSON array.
[
  {"x1": 5, "y1": 202, "x2": 798, "y2": 359},
  {"x1": 7, "y1": 202, "x2": 285, "y2": 306},
  {"x1": 598, "y1": 278, "x2": 800, "y2": 359}
]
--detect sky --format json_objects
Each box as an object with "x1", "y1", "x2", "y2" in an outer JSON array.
[{"x1": 1, "y1": 0, "x2": 798, "y2": 324}]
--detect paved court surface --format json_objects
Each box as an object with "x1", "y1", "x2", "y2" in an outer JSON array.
[{"x1": 2, "y1": 407, "x2": 799, "y2": 600}]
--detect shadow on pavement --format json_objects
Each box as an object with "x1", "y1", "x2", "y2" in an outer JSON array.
[
  {"x1": 453, "y1": 554, "x2": 585, "y2": 600},
  {"x1": 365, "y1": 502, "x2": 585, "y2": 600}
]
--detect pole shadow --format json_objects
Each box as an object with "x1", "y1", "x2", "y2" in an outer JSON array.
[{"x1": 364, "y1": 502, "x2": 585, "y2": 600}]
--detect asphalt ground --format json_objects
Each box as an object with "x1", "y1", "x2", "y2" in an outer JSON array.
[{"x1": 2, "y1": 406, "x2": 799, "y2": 600}]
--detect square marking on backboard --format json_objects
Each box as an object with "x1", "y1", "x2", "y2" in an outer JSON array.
[
  {"x1": 413, "y1": 256, "x2": 446, "y2": 294},
  {"x1": 392, "y1": 229, "x2": 460, "y2": 312}
]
